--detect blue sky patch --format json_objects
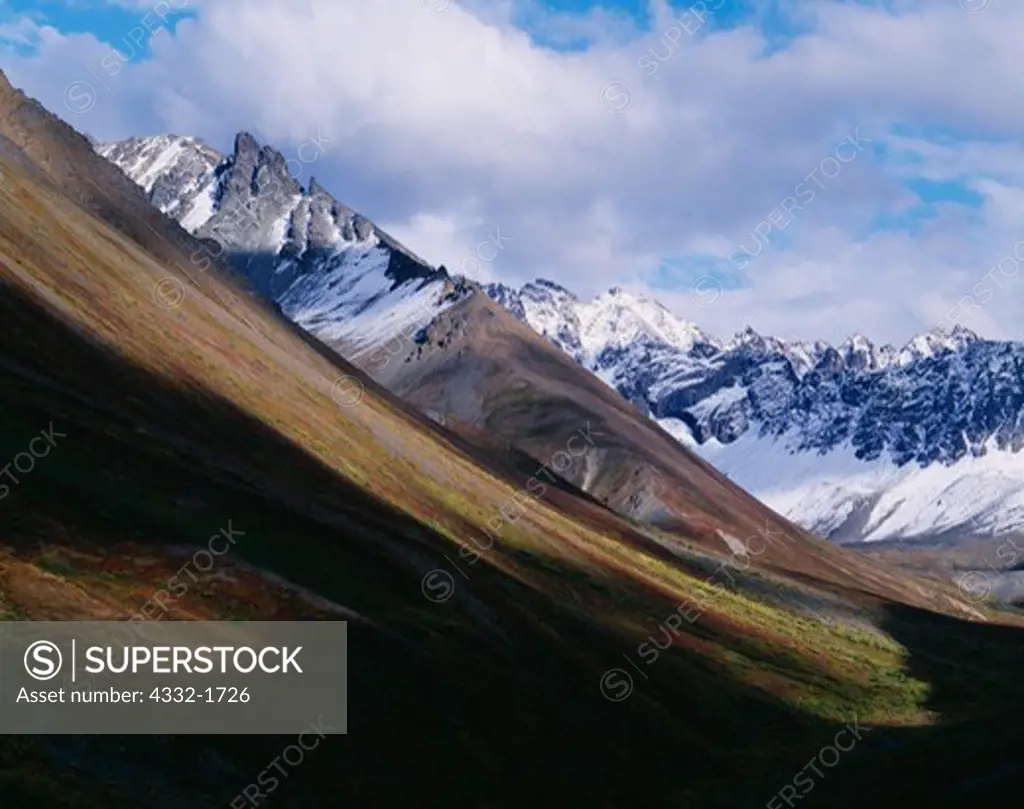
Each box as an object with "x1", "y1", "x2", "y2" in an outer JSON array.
[
  {"x1": 864, "y1": 178, "x2": 985, "y2": 237},
  {"x1": 904, "y1": 177, "x2": 984, "y2": 209},
  {"x1": 888, "y1": 121, "x2": 1011, "y2": 146},
  {"x1": 2, "y1": 0, "x2": 194, "y2": 59},
  {"x1": 648, "y1": 252, "x2": 751, "y2": 292},
  {"x1": 513, "y1": 0, "x2": 795, "y2": 51}
]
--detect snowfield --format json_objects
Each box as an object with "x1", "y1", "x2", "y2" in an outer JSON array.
[{"x1": 682, "y1": 427, "x2": 1024, "y2": 542}]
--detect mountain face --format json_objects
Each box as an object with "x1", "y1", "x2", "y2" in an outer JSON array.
[
  {"x1": 100, "y1": 134, "x2": 852, "y2": 572},
  {"x1": 97, "y1": 133, "x2": 1024, "y2": 545},
  {"x1": 485, "y1": 281, "x2": 1024, "y2": 543},
  {"x1": 78, "y1": 127, "x2": 985, "y2": 614},
  {"x1": 96, "y1": 134, "x2": 222, "y2": 220},
  {"x1": 97, "y1": 133, "x2": 464, "y2": 353}
]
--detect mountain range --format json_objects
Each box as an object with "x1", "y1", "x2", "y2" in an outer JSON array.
[
  {"x1": 2, "y1": 68, "x2": 1024, "y2": 807},
  {"x1": 98, "y1": 133, "x2": 1024, "y2": 545},
  {"x1": 485, "y1": 279, "x2": 1024, "y2": 543}
]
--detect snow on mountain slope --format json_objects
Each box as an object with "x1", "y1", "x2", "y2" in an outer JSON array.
[
  {"x1": 489, "y1": 280, "x2": 1024, "y2": 543},
  {"x1": 687, "y1": 429, "x2": 1024, "y2": 542},
  {"x1": 578, "y1": 286, "x2": 716, "y2": 357},
  {"x1": 97, "y1": 133, "x2": 464, "y2": 353},
  {"x1": 484, "y1": 280, "x2": 719, "y2": 364},
  {"x1": 97, "y1": 135, "x2": 222, "y2": 229},
  {"x1": 898, "y1": 325, "x2": 978, "y2": 366},
  {"x1": 281, "y1": 247, "x2": 459, "y2": 349}
]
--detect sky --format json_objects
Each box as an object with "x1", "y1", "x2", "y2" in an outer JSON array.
[{"x1": 1, "y1": 0, "x2": 1022, "y2": 347}]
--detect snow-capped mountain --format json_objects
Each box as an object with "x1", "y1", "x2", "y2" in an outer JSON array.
[
  {"x1": 485, "y1": 280, "x2": 1024, "y2": 543},
  {"x1": 98, "y1": 134, "x2": 223, "y2": 227},
  {"x1": 97, "y1": 134, "x2": 1024, "y2": 544},
  {"x1": 483, "y1": 280, "x2": 718, "y2": 366},
  {"x1": 97, "y1": 133, "x2": 465, "y2": 352}
]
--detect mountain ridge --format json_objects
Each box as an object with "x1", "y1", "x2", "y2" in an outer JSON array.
[
  {"x1": 96, "y1": 130, "x2": 1024, "y2": 545},
  {"x1": 485, "y1": 278, "x2": 1024, "y2": 542},
  {"x1": 97, "y1": 131, "x2": 462, "y2": 354}
]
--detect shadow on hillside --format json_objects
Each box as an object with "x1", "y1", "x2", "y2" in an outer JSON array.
[
  {"x1": 799, "y1": 604, "x2": 1024, "y2": 809},
  {"x1": 3, "y1": 280, "x2": 1023, "y2": 808},
  {"x1": 0, "y1": 279, "x2": 827, "y2": 808}
]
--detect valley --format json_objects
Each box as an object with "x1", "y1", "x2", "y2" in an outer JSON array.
[{"x1": 0, "y1": 26, "x2": 1021, "y2": 807}]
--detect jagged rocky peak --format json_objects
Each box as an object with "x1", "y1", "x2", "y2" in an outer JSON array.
[
  {"x1": 726, "y1": 326, "x2": 789, "y2": 357},
  {"x1": 896, "y1": 325, "x2": 974, "y2": 365},
  {"x1": 730, "y1": 325, "x2": 763, "y2": 347},
  {"x1": 219, "y1": 131, "x2": 301, "y2": 217},
  {"x1": 97, "y1": 130, "x2": 453, "y2": 351},
  {"x1": 949, "y1": 323, "x2": 979, "y2": 341},
  {"x1": 232, "y1": 130, "x2": 260, "y2": 163},
  {"x1": 587, "y1": 286, "x2": 718, "y2": 353},
  {"x1": 839, "y1": 332, "x2": 881, "y2": 370},
  {"x1": 483, "y1": 278, "x2": 721, "y2": 363},
  {"x1": 522, "y1": 277, "x2": 578, "y2": 300},
  {"x1": 841, "y1": 332, "x2": 873, "y2": 351},
  {"x1": 258, "y1": 144, "x2": 302, "y2": 195},
  {"x1": 308, "y1": 176, "x2": 332, "y2": 198}
]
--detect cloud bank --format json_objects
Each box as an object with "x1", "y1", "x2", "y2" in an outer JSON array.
[{"x1": 3, "y1": 0, "x2": 1024, "y2": 345}]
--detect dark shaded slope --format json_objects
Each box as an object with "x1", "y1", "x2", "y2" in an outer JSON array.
[
  {"x1": 801, "y1": 606, "x2": 1024, "y2": 809},
  {"x1": 7, "y1": 290, "x2": 1019, "y2": 807}
]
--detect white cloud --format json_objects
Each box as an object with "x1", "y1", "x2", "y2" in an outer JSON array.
[{"x1": 4, "y1": 0, "x2": 1024, "y2": 345}]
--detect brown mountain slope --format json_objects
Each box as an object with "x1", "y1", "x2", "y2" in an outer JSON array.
[
  {"x1": 0, "y1": 73, "x2": 202, "y2": 268},
  {"x1": 363, "y1": 289, "x2": 978, "y2": 613}
]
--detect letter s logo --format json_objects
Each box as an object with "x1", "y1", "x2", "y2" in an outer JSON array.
[{"x1": 24, "y1": 640, "x2": 63, "y2": 681}]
